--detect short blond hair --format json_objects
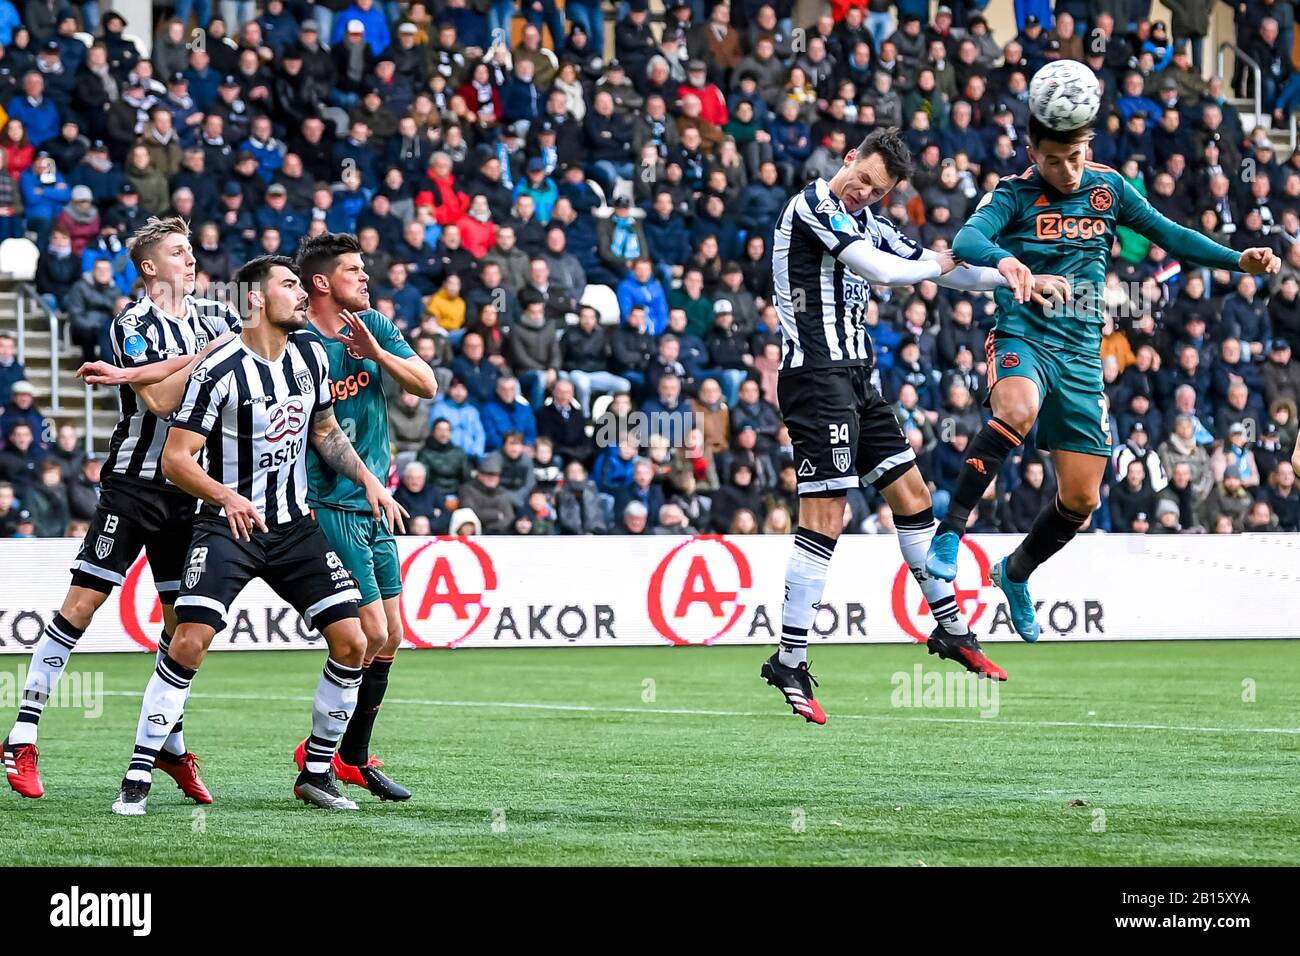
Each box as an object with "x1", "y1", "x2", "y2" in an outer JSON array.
[{"x1": 126, "y1": 216, "x2": 191, "y2": 272}]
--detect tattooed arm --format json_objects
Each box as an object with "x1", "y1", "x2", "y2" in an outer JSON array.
[{"x1": 309, "y1": 408, "x2": 408, "y2": 532}]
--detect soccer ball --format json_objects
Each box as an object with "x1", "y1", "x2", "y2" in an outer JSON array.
[{"x1": 1029, "y1": 60, "x2": 1102, "y2": 132}]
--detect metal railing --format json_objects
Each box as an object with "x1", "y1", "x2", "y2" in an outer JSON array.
[
  {"x1": 14, "y1": 281, "x2": 61, "y2": 413},
  {"x1": 84, "y1": 383, "x2": 95, "y2": 456},
  {"x1": 1219, "y1": 42, "x2": 1263, "y2": 124}
]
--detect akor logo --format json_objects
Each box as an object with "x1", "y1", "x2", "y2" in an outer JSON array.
[
  {"x1": 398, "y1": 537, "x2": 498, "y2": 648},
  {"x1": 646, "y1": 536, "x2": 753, "y2": 645},
  {"x1": 891, "y1": 538, "x2": 992, "y2": 641}
]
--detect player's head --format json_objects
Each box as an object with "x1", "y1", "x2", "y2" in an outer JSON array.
[
  {"x1": 237, "y1": 255, "x2": 308, "y2": 331},
  {"x1": 127, "y1": 216, "x2": 195, "y2": 297},
  {"x1": 295, "y1": 232, "x2": 370, "y2": 312},
  {"x1": 1028, "y1": 117, "x2": 1094, "y2": 193},
  {"x1": 832, "y1": 127, "x2": 913, "y2": 213}
]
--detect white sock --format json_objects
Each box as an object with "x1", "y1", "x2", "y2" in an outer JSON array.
[
  {"x1": 126, "y1": 655, "x2": 195, "y2": 783},
  {"x1": 779, "y1": 528, "x2": 836, "y2": 667},
  {"x1": 155, "y1": 632, "x2": 187, "y2": 756},
  {"x1": 304, "y1": 658, "x2": 363, "y2": 774},
  {"x1": 8, "y1": 614, "x2": 85, "y2": 746},
  {"x1": 895, "y1": 508, "x2": 969, "y2": 637}
]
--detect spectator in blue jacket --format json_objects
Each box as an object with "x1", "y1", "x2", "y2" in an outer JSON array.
[
  {"x1": 513, "y1": 159, "x2": 558, "y2": 224},
  {"x1": 430, "y1": 377, "x2": 487, "y2": 461},
  {"x1": 8, "y1": 73, "x2": 60, "y2": 148},
  {"x1": 332, "y1": 0, "x2": 392, "y2": 56},
  {"x1": 20, "y1": 153, "x2": 70, "y2": 249},
  {"x1": 481, "y1": 376, "x2": 539, "y2": 451},
  {"x1": 735, "y1": 161, "x2": 785, "y2": 238},
  {"x1": 0, "y1": 1, "x2": 21, "y2": 47},
  {"x1": 939, "y1": 101, "x2": 987, "y2": 169},
  {"x1": 449, "y1": 331, "x2": 502, "y2": 407},
  {"x1": 254, "y1": 183, "x2": 308, "y2": 255},
  {"x1": 0, "y1": 333, "x2": 25, "y2": 407},
  {"x1": 240, "y1": 116, "x2": 285, "y2": 184},
  {"x1": 770, "y1": 98, "x2": 811, "y2": 185},
  {"x1": 643, "y1": 190, "x2": 691, "y2": 292},
  {"x1": 67, "y1": 139, "x2": 126, "y2": 204},
  {"x1": 616, "y1": 257, "x2": 669, "y2": 335},
  {"x1": 1117, "y1": 72, "x2": 1164, "y2": 124},
  {"x1": 500, "y1": 60, "x2": 543, "y2": 126},
  {"x1": 592, "y1": 438, "x2": 638, "y2": 494}
]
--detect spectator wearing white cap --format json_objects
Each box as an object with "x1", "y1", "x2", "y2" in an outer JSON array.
[{"x1": 332, "y1": 0, "x2": 392, "y2": 56}]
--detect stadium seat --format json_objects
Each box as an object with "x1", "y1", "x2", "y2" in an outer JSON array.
[
  {"x1": 581, "y1": 284, "x2": 620, "y2": 326},
  {"x1": 0, "y1": 238, "x2": 40, "y2": 281}
]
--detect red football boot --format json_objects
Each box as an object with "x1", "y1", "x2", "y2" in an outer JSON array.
[
  {"x1": 760, "y1": 653, "x2": 828, "y2": 724},
  {"x1": 925, "y1": 627, "x2": 1009, "y2": 681},
  {"x1": 155, "y1": 750, "x2": 214, "y2": 804},
  {"x1": 4, "y1": 738, "x2": 44, "y2": 798}
]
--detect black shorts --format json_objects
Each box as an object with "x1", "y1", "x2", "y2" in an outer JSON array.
[
  {"x1": 173, "y1": 515, "x2": 361, "y2": 634},
  {"x1": 71, "y1": 479, "x2": 196, "y2": 603},
  {"x1": 778, "y1": 365, "x2": 916, "y2": 498}
]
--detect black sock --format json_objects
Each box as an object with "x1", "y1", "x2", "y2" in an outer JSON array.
[
  {"x1": 938, "y1": 417, "x2": 1024, "y2": 536},
  {"x1": 1007, "y1": 497, "x2": 1090, "y2": 582},
  {"x1": 339, "y1": 656, "x2": 393, "y2": 767}
]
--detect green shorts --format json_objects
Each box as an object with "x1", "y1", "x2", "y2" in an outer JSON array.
[
  {"x1": 985, "y1": 332, "x2": 1113, "y2": 458},
  {"x1": 311, "y1": 506, "x2": 402, "y2": 607}
]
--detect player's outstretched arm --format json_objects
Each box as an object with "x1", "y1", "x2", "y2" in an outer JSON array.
[
  {"x1": 79, "y1": 331, "x2": 238, "y2": 417},
  {"x1": 1118, "y1": 178, "x2": 1280, "y2": 275},
  {"x1": 310, "y1": 407, "x2": 409, "y2": 533},
  {"x1": 338, "y1": 310, "x2": 437, "y2": 399},
  {"x1": 837, "y1": 239, "x2": 947, "y2": 286},
  {"x1": 160, "y1": 427, "x2": 267, "y2": 541}
]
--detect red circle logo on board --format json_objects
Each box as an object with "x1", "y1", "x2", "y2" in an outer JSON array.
[
  {"x1": 891, "y1": 538, "x2": 993, "y2": 641},
  {"x1": 398, "y1": 537, "x2": 498, "y2": 648},
  {"x1": 120, "y1": 555, "x2": 163, "y2": 651},
  {"x1": 647, "y1": 536, "x2": 753, "y2": 645}
]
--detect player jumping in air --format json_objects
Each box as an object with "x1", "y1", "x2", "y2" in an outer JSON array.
[
  {"x1": 4, "y1": 217, "x2": 237, "y2": 802},
  {"x1": 290, "y1": 233, "x2": 437, "y2": 801},
  {"x1": 761, "y1": 128, "x2": 1071, "y2": 722},
  {"x1": 926, "y1": 117, "x2": 1280, "y2": 640},
  {"x1": 110, "y1": 255, "x2": 405, "y2": 815}
]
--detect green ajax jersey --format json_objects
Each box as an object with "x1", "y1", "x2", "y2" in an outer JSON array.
[
  {"x1": 954, "y1": 164, "x2": 1242, "y2": 355},
  {"x1": 304, "y1": 309, "x2": 415, "y2": 513}
]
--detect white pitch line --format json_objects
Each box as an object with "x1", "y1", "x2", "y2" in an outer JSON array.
[{"x1": 97, "y1": 690, "x2": 1300, "y2": 735}]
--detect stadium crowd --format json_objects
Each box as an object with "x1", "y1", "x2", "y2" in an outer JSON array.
[{"x1": 2, "y1": 0, "x2": 1300, "y2": 539}]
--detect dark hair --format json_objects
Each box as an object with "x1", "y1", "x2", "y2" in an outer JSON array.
[
  {"x1": 295, "y1": 231, "x2": 362, "y2": 289},
  {"x1": 234, "y1": 254, "x2": 296, "y2": 293},
  {"x1": 1028, "y1": 115, "x2": 1095, "y2": 147},
  {"x1": 855, "y1": 127, "x2": 913, "y2": 181}
]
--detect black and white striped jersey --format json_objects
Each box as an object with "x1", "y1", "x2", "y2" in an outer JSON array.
[
  {"x1": 103, "y1": 295, "x2": 242, "y2": 487},
  {"x1": 171, "y1": 331, "x2": 332, "y2": 527},
  {"x1": 772, "y1": 178, "x2": 923, "y2": 374}
]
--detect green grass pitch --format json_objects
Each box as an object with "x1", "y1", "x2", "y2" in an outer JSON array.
[{"x1": 2, "y1": 642, "x2": 1297, "y2": 866}]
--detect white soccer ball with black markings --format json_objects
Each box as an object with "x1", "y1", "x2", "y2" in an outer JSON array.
[{"x1": 1029, "y1": 60, "x2": 1101, "y2": 131}]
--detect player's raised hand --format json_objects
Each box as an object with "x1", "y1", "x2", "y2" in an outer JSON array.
[
  {"x1": 365, "y1": 477, "x2": 408, "y2": 535},
  {"x1": 1030, "y1": 274, "x2": 1073, "y2": 310},
  {"x1": 77, "y1": 360, "x2": 132, "y2": 386},
  {"x1": 338, "y1": 310, "x2": 383, "y2": 362},
  {"x1": 221, "y1": 490, "x2": 267, "y2": 541},
  {"x1": 1239, "y1": 247, "x2": 1282, "y2": 275},
  {"x1": 998, "y1": 257, "x2": 1035, "y2": 303}
]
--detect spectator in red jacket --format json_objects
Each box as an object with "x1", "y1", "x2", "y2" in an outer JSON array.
[{"x1": 677, "y1": 59, "x2": 728, "y2": 127}]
